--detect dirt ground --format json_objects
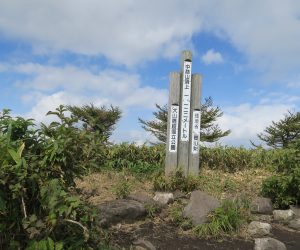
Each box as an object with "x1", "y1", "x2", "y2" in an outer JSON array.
[
  {"x1": 76, "y1": 171, "x2": 300, "y2": 250},
  {"x1": 110, "y1": 220, "x2": 300, "y2": 250}
]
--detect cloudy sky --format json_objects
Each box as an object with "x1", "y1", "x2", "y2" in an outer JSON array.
[{"x1": 0, "y1": 0, "x2": 300, "y2": 146}]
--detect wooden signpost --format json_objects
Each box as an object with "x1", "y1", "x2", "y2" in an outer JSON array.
[{"x1": 165, "y1": 50, "x2": 202, "y2": 177}]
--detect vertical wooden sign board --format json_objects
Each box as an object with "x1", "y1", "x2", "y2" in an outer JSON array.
[{"x1": 165, "y1": 50, "x2": 202, "y2": 177}]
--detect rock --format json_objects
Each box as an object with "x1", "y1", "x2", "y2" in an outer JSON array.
[
  {"x1": 98, "y1": 199, "x2": 146, "y2": 226},
  {"x1": 288, "y1": 218, "x2": 300, "y2": 230},
  {"x1": 133, "y1": 239, "x2": 156, "y2": 250},
  {"x1": 273, "y1": 209, "x2": 295, "y2": 222},
  {"x1": 290, "y1": 205, "x2": 300, "y2": 218},
  {"x1": 254, "y1": 215, "x2": 273, "y2": 223},
  {"x1": 251, "y1": 197, "x2": 273, "y2": 215},
  {"x1": 247, "y1": 221, "x2": 271, "y2": 237},
  {"x1": 153, "y1": 192, "x2": 174, "y2": 206},
  {"x1": 128, "y1": 192, "x2": 159, "y2": 206},
  {"x1": 182, "y1": 190, "x2": 220, "y2": 226},
  {"x1": 173, "y1": 190, "x2": 187, "y2": 200},
  {"x1": 254, "y1": 237, "x2": 287, "y2": 250}
]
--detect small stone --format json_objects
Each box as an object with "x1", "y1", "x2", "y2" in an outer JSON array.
[
  {"x1": 273, "y1": 209, "x2": 295, "y2": 222},
  {"x1": 251, "y1": 197, "x2": 273, "y2": 215},
  {"x1": 133, "y1": 239, "x2": 156, "y2": 250},
  {"x1": 288, "y1": 218, "x2": 300, "y2": 230},
  {"x1": 153, "y1": 192, "x2": 174, "y2": 206},
  {"x1": 247, "y1": 221, "x2": 271, "y2": 237},
  {"x1": 254, "y1": 237, "x2": 287, "y2": 250}
]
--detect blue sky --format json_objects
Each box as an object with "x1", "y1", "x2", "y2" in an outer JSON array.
[{"x1": 0, "y1": 0, "x2": 300, "y2": 147}]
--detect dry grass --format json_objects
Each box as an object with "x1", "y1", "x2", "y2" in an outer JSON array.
[
  {"x1": 198, "y1": 167, "x2": 274, "y2": 200},
  {"x1": 76, "y1": 167, "x2": 274, "y2": 206},
  {"x1": 75, "y1": 171, "x2": 153, "y2": 205}
]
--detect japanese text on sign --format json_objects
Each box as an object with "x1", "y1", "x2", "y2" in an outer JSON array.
[
  {"x1": 169, "y1": 105, "x2": 179, "y2": 152},
  {"x1": 192, "y1": 110, "x2": 201, "y2": 154},
  {"x1": 180, "y1": 60, "x2": 192, "y2": 141}
]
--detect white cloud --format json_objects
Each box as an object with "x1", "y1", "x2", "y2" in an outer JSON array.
[
  {"x1": 0, "y1": 0, "x2": 299, "y2": 77},
  {"x1": 201, "y1": 49, "x2": 224, "y2": 64},
  {"x1": 0, "y1": 0, "x2": 202, "y2": 66},
  {"x1": 0, "y1": 62, "x2": 168, "y2": 140},
  {"x1": 218, "y1": 103, "x2": 295, "y2": 147},
  {"x1": 3, "y1": 63, "x2": 168, "y2": 110}
]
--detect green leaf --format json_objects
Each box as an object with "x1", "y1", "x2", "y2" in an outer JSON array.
[
  {"x1": 17, "y1": 143, "x2": 25, "y2": 157},
  {"x1": 8, "y1": 148, "x2": 21, "y2": 164},
  {"x1": 46, "y1": 237, "x2": 55, "y2": 250}
]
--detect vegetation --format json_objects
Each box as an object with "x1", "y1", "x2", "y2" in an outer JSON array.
[
  {"x1": 67, "y1": 104, "x2": 121, "y2": 142},
  {"x1": 261, "y1": 139, "x2": 300, "y2": 208},
  {"x1": 254, "y1": 111, "x2": 300, "y2": 148},
  {"x1": 139, "y1": 97, "x2": 231, "y2": 144},
  {"x1": 104, "y1": 143, "x2": 165, "y2": 175},
  {"x1": 0, "y1": 105, "x2": 119, "y2": 249},
  {"x1": 1, "y1": 101, "x2": 299, "y2": 247},
  {"x1": 112, "y1": 173, "x2": 132, "y2": 199},
  {"x1": 153, "y1": 169, "x2": 199, "y2": 193},
  {"x1": 194, "y1": 198, "x2": 250, "y2": 238}
]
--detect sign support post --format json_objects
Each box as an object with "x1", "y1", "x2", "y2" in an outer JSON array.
[{"x1": 165, "y1": 50, "x2": 202, "y2": 177}]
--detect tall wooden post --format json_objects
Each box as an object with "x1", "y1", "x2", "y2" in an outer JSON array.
[
  {"x1": 165, "y1": 72, "x2": 180, "y2": 176},
  {"x1": 165, "y1": 50, "x2": 201, "y2": 177},
  {"x1": 178, "y1": 50, "x2": 192, "y2": 176},
  {"x1": 188, "y1": 74, "x2": 202, "y2": 176}
]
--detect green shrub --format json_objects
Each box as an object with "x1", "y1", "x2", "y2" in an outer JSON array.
[
  {"x1": 261, "y1": 140, "x2": 300, "y2": 209},
  {"x1": 194, "y1": 198, "x2": 250, "y2": 237},
  {"x1": 0, "y1": 106, "x2": 113, "y2": 249},
  {"x1": 105, "y1": 143, "x2": 164, "y2": 175}
]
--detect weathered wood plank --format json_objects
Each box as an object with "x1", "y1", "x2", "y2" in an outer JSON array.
[
  {"x1": 178, "y1": 50, "x2": 192, "y2": 176},
  {"x1": 188, "y1": 74, "x2": 202, "y2": 176},
  {"x1": 165, "y1": 72, "x2": 180, "y2": 176}
]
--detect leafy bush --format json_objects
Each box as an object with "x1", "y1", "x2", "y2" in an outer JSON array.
[
  {"x1": 194, "y1": 198, "x2": 250, "y2": 237},
  {"x1": 105, "y1": 143, "x2": 164, "y2": 174},
  {"x1": 262, "y1": 141, "x2": 300, "y2": 208},
  {"x1": 0, "y1": 106, "x2": 118, "y2": 249}
]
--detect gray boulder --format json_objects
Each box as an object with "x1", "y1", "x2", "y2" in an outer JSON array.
[
  {"x1": 288, "y1": 218, "x2": 300, "y2": 230},
  {"x1": 133, "y1": 239, "x2": 156, "y2": 250},
  {"x1": 254, "y1": 238, "x2": 287, "y2": 250},
  {"x1": 290, "y1": 205, "x2": 300, "y2": 218},
  {"x1": 254, "y1": 215, "x2": 273, "y2": 223},
  {"x1": 98, "y1": 199, "x2": 146, "y2": 226},
  {"x1": 251, "y1": 197, "x2": 273, "y2": 215},
  {"x1": 247, "y1": 221, "x2": 271, "y2": 237},
  {"x1": 128, "y1": 192, "x2": 159, "y2": 206},
  {"x1": 273, "y1": 209, "x2": 295, "y2": 222},
  {"x1": 153, "y1": 192, "x2": 174, "y2": 206},
  {"x1": 183, "y1": 190, "x2": 220, "y2": 226}
]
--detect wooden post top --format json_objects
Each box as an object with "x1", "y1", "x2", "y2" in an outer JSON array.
[{"x1": 181, "y1": 50, "x2": 192, "y2": 62}]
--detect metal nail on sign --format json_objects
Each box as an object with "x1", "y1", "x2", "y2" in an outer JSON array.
[
  {"x1": 169, "y1": 105, "x2": 179, "y2": 152},
  {"x1": 180, "y1": 60, "x2": 192, "y2": 141}
]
